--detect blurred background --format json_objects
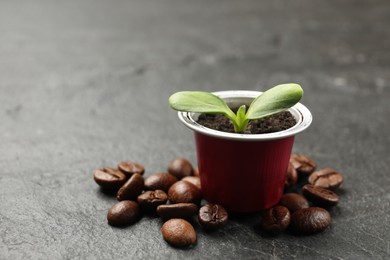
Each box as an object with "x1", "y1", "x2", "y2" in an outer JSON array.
[{"x1": 0, "y1": 0, "x2": 389, "y2": 259}]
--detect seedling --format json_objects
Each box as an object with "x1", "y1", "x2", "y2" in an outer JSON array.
[{"x1": 169, "y1": 83, "x2": 303, "y2": 133}]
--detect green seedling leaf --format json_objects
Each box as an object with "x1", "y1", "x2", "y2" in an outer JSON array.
[
  {"x1": 168, "y1": 83, "x2": 304, "y2": 133},
  {"x1": 169, "y1": 91, "x2": 236, "y2": 120},
  {"x1": 235, "y1": 105, "x2": 249, "y2": 132},
  {"x1": 246, "y1": 83, "x2": 303, "y2": 120}
]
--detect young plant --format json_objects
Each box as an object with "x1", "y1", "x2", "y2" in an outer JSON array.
[{"x1": 169, "y1": 83, "x2": 303, "y2": 133}]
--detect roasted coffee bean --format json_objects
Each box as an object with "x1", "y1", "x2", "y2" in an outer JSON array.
[
  {"x1": 168, "y1": 158, "x2": 194, "y2": 179},
  {"x1": 144, "y1": 173, "x2": 178, "y2": 192},
  {"x1": 290, "y1": 154, "x2": 317, "y2": 176},
  {"x1": 93, "y1": 168, "x2": 127, "y2": 190},
  {"x1": 198, "y1": 204, "x2": 228, "y2": 230},
  {"x1": 308, "y1": 168, "x2": 344, "y2": 190},
  {"x1": 116, "y1": 173, "x2": 144, "y2": 201},
  {"x1": 279, "y1": 193, "x2": 310, "y2": 213},
  {"x1": 260, "y1": 206, "x2": 290, "y2": 235},
  {"x1": 302, "y1": 184, "x2": 339, "y2": 207},
  {"x1": 168, "y1": 181, "x2": 201, "y2": 204},
  {"x1": 161, "y1": 219, "x2": 197, "y2": 247},
  {"x1": 118, "y1": 162, "x2": 145, "y2": 176},
  {"x1": 285, "y1": 162, "x2": 298, "y2": 189},
  {"x1": 182, "y1": 176, "x2": 201, "y2": 190},
  {"x1": 157, "y1": 203, "x2": 198, "y2": 220},
  {"x1": 137, "y1": 190, "x2": 168, "y2": 211},
  {"x1": 107, "y1": 200, "x2": 139, "y2": 227},
  {"x1": 290, "y1": 207, "x2": 331, "y2": 235},
  {"x1": 193, "y1": 167, "x2": 200, "y2": 177}
]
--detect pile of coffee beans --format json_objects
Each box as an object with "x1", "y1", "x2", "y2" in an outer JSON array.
[
  {"x1": 93, "y1": 154, "x2": 344, "y2": 247},
  {"x1": 260, "y1": 154, "x2": 344, "y2": 235},
  {"x1": 93, "y1": 158, "x2": 228, "y2": 248}
]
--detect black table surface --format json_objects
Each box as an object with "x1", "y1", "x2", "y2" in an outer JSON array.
[{"x1": 1, "y1": 0, "x2": 389, "y2": 259}]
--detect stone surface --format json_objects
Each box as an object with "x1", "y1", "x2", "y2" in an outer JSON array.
[{"x1": 0, "y1": 0, "x2": 389, "y2": 259}]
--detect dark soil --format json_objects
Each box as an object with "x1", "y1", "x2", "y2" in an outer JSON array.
[{"x1": 196, "y1": 111, "x2": 296, "y2": 134}]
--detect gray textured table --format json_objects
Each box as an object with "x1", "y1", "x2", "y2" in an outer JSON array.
[{"x1": 1, "y1": 0, "x2": 389, "y2": 259}]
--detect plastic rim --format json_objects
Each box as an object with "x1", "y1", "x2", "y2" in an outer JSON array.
[{"x1": 178, "y1": 90, "x2": 312, "y2": 141}]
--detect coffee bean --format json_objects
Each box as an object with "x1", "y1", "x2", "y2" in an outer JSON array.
[
  {"x1": 308, "y1": 168, "x2": 344, "y2": 190},
  {"x1": 182, "y1": 176, "x2": 201, "y2": 190},
  {"x1": 116, "y1": 173, "x2": 144, "y2": 201},
  {"x1": 279, "y1": 193, "x2": 310, "y2": 213},
  {"x1": 168, "y1": 181, "x2": 201, "y2": 204},
  {"x1": 93, "y1": 168, "x2": 127, "y2": 190},
  {"x1": 107, "y1": 200, "x2": 139, "y2": 227},
  {"x1": 144, "y1": 173, "x2": 178, "y2": 192},
  {"x1": 285, "y1": 162, "x2": 298, "y2": 189},
  {"x1": 290, "y1": 154, "x2": 317, "y2": 176},
  {"x1": 198, "y1": 204, "x2": 228, "y2": 230},
  {"x1": 290, "y1": 207, "x2": 331, "y2": 235},
  {"x1": 137, "y1": 190, "x2": 168, "y2": 211},
  {"x1": 302, "y1": 184, "x2": 340, "y2": 207},
  {"x1": 193, "y1": 167, "x2": 200, "y2": 177},
  {"x1": 157, "y1": 203, "x2": 198, "y2": 220},
  {"x1": 118, "y1": 162, "x2": 145, "y2": 176},
  {"x1": 161, "y1": 219, "x2": 197, "y2": 247},
  {"x1": 260, "y1": 206, "x2": 290, "y2": 235},
  {"x1": 168, "y1": 158, "x2": 194, "y2": 179}
]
